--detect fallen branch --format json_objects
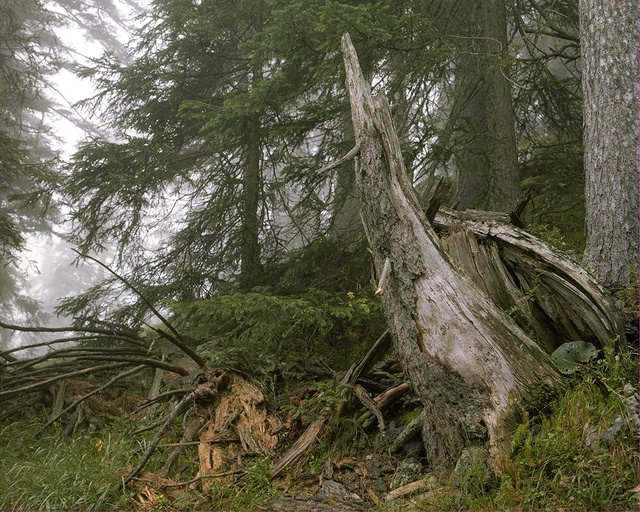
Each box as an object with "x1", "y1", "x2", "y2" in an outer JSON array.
[
  {"x1": 72, "y1": 250, "x2": 208, "y2": 369},
  {"x1": 353, "y1": 384, "x2": 385, "y2": 433},
  {"x1": 356, "y1": 382, "x2": 411, "y2": 425},
  {"x1": 390, "y1": 412, "x2": 423, "y2": 454},
  {"x1": 132, "y1": 420, "x2": 166, "y2": 436},
  {"x1": 0, "y1": 362, "x2": 132, "y2": 401},
  {"x1": 0, "y1": 320, "x2": 142, "y2": 344},
  {"x1": 73, "y1": 355, "x2": 190, "y2": 375},
  {"x1": 123, "y1": 388, "x2": 198, "y2": 486},
  {"x1": 161, "y1": 415, "x2": 207, "y2": 476},
  {"x1": 3, "y1": 346, "x2": 148, "y2": 372},
  {"x1": 161, "y1": 468, "x2": 245, "y2": 489},
  {"x1": 270, "y1": 330, "x2": 391, "y2": 478},
  {"x1": 134, "y1": 389, "x2": 191, "y2": 413}
]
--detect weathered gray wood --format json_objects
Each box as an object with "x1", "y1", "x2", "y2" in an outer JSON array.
[
  {"x1": 434, "y1": 207, "x2": 625, "y2": 353},
  {"x1": 341, "y1": 33, "x2": 564, "y2": 468}
]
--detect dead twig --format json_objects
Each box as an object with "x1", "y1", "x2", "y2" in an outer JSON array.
[
  {"x1": 315, "y1": 144, "x2": 360, "y2": 173},
  {"x1": 353, "y1": 384, "x2": 385, "y2": 433},
  {"x1": 270, "y1": 330, "x2": 391, "y2": 478},
  {"x1": 134, "y1": 389, "x2": 191, "y2": 413},
  {"x1": 160, "y1": 468, "x2": 245, "y2": 488},
  {"x1": 0, "y1": 362, "x2": 131, "y2": 401},
  {"x1": 123, "y1": 388, "x2": 199, "y2": 487}
]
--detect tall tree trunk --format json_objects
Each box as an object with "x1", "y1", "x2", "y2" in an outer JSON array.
[
  {"x1": 240, "y1": 119, "x2": 262, "y2": 288},
  {"x1": 341, "y1": 33, "x2": 563, "y2": 468},
  {"x1": 480, "y1": 0, "x2": 520, "y2": 211},
  {"x1": 451, "y1": 0, "x2": 520, "y2": 212},
  {"x1": 239, "y1": 1, "x2": 265, "y2": 288},
  {"x1": 330, "y1": 112, "x2": 362, "y2": 239},
  {"x1": 580, "y1": 0, "x2": 639, "y2": 290},
  {"x1": 453, "y1": 53, "x2": 491, "y2": 209}
]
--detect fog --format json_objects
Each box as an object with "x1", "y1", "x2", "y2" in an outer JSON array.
[{"x1": 2, "y1": 0, "x2": 145, "y2": 353}]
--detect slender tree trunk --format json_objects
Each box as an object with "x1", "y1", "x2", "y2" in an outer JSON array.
[
  {"x1": 453, "y1": 53, "x2": 491, "y2": 209},
  {"x1": 481, "y1": 0, "x2": 520, "y2": 211},
  {"x1": 580, "y1": 0, "x2": 639, "y2": 290},
  {"x1": 239, "y1": 1, "x2": 265, "y2": 288},
  {"x1": 330, "y1": 112, "x2": 362, "y2": 239},
  {"x1": 240, "y1": 119, "x2": 262, "y2": 287},
  {"x1": 450, "y1": 0, "x2": 520, "y2": 212},
  {"x1": 341, "y1": 33, "x2": 563, "y2": 469}
]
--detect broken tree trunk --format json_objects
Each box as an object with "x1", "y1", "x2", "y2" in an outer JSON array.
[
  {"x1": 432, "y1": 207, "x2": 625, "y2": 355},
  {"x1": 341, "y1": 33, "x2": 565, "y2": 469}
]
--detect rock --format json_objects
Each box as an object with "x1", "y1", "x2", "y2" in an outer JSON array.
[
  {"x1": 390, "y1": 458, "x2": 423, "y2": 489},
  {"x1": 315, "y1": 479, "x2": 362, "y2": 504},
  {"x1": 621, "y1": 386, "x2": 639, "y2": 433},
  {"x1": 452, "y1": 446, "x2": 491, "y2": 487},
  {"x1": 583, "y1": 422, "x2": 599, "y2": 447}
]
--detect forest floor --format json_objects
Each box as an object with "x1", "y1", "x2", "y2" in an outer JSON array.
[{"x1": 1, "y1": 338, "x2": 638, "y2": 511}]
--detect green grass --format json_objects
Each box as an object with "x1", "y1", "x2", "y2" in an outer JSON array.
[
  {"x1": 0, "y1": 415, "x2": 139, "y2": 510},
  {"x1": 201, "y1": 458, "x2": 276, "y2": 510},
  {"x1": 2, "y1": 346, "x2": 637, "y2": 511},
  {"x1": 415, "y1": 345, "x2": 639, "y2": 511}
]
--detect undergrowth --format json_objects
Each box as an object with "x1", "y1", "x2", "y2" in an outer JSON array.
[
  {"x1": 0, "y1": 415, "x2": 138, "y2": 510},
  {"x1": 417, "y1": 344, "x2": 639, "y2": 511},
  {"x1": 1, "y1": 342, "x2": 637, "y2": 511},
  {"x1": 170, "y1": 287, "x2": 385, "y2": 378}
]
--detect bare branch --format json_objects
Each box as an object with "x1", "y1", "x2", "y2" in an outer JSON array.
[
  {"x1": 0, "y1": 362, "x2": 131, "y2": 401},
  {"x1": 72, "y1": 250, "x2": 208, "y2": 369},
  {"x1": 122, "y1": 388, "x2": 198, "y2": 486},
  {"x1": 315, "y1": 144, "x2": 360, "y2": 173}
]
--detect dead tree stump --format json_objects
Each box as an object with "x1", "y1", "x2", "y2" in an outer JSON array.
[{"x1": 342, "y1": 33, "x2": 566, "y2": 469}]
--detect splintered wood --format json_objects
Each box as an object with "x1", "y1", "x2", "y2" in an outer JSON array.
[{"x1": 196, "y1": 373, "x2": 278, "y2": 490}]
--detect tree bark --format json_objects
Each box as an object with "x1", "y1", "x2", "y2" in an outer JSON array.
[
  {"x1": 480, "y1": 0, "x2": 520, "y2": 211},
  {"x1": 239, "y1": 1, "x2": 265, "y2": 288},
  {"x1": 433, "y1": 207, "x2": 625, "y2": 354},
  {"x1": 240, "y1": 118, "x2": 262, "y2": 287},
  {"x1": 580, "y1": 0, "x2": 639, "y2": 290},
  {"x1": 341, "y1": 33, "x2": 563, "y2": 469},
  {"x1": 450, "y1": 0, "x2": 520, "y2": 212}
]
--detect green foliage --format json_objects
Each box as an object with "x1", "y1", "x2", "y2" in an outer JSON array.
[
  {"x1": 527, "y1": 223, "x2": 571, "y2": 252},
  {"x1": 202, "y1": 459, "x2": 275, "y2": 510},
  {"x1": 495, "y1": 350, "x2": 639, "y2": 511},
  {"x1": 171, "y1": 286, "x2": 384, "y2": 375},
  {"x1": 282, "y1": 379, "x2": 350, "y2": 424},
  {"x1": 616, "y1": 266, "x2": 639, "y2": 325},
  {"x1": 415, "y1": 345, "x2": 639, "y2": 511},
  {"x1": 551, "y1": 340, "x2": 599, "y2": 374},
  {"x1": 264, "y1": 236, "x2": 373, "y2": 294},
  {"x1": 0, "y1": 1, "x2": 59, "y2": 262}
]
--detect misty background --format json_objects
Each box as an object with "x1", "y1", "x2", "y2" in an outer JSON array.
[{"x1": 3, "y1": 0, "x2": 145, "y2": 353}]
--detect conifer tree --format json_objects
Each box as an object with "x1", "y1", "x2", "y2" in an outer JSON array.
[{"x1": 62, "y1": 0, "x2": 439, "y2": 317}]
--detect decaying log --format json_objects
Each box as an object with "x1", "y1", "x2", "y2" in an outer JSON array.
[
  {"x1": 342, "y1": 32, "x2": 565, "y2": 468},
  {"x1": 196, "y1": 372, "x2": 278, "y2": 490}
]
